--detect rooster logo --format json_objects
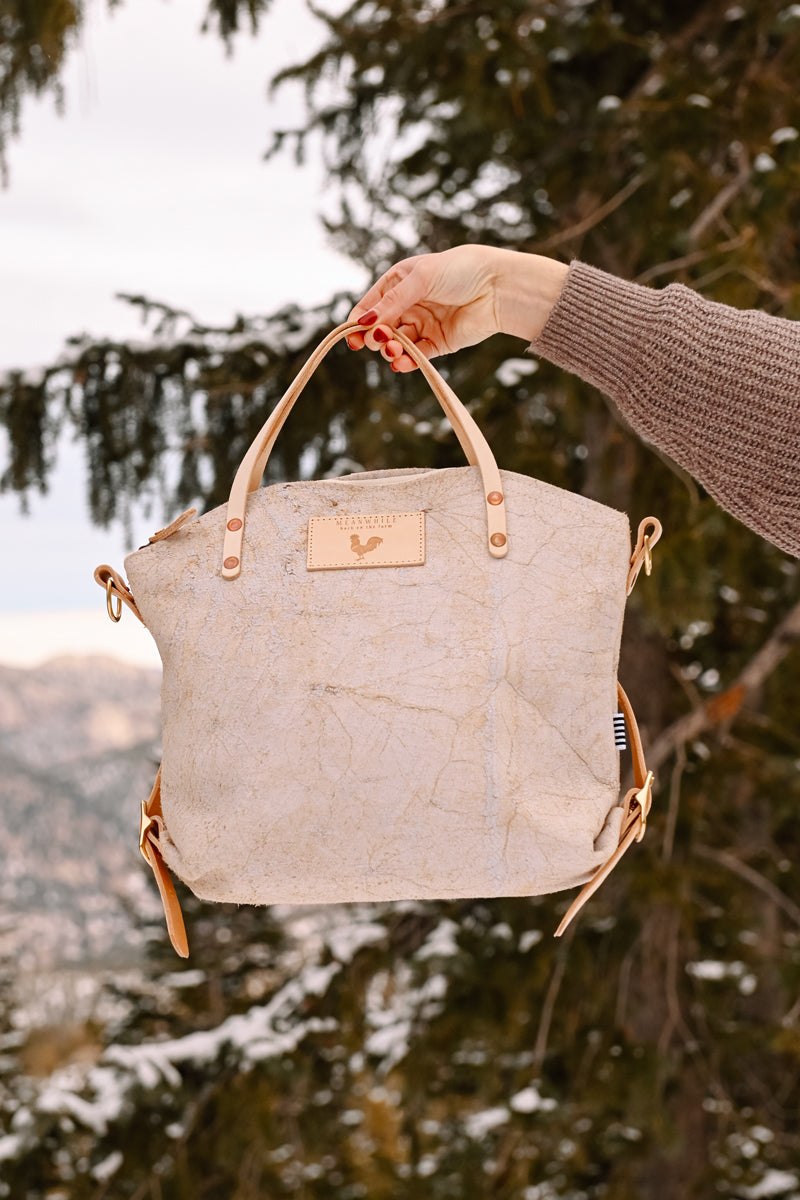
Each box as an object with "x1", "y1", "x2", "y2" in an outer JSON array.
[{"x1": 350, "y1": 534, "x2": 383, "y2": 559}]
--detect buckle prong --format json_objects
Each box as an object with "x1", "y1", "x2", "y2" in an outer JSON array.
[
  {"x1": 139, "y1": 800, "x2": 155, "y2": 861},
  {"x1": 634, "y1": 770, "x2": 654, "y2": 842}
]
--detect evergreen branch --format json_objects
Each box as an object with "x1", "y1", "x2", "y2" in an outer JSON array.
[
  {"x1": 627, "y1": 0, "x2": 730, "y2": 103},
  {"x1": 633, "y1": 232, "x2": 752, "y2": 285},
  {"x1": 643, "y1": 592, "x2": 800, "y2": 776},
  {"x1": 528, "y1": 172, "x2": 650, "y2": 253},
  {"x1": 657, "y1": 908, "x2": 695, "y2": 1054},
  {"x1": 532, "y1": 923, "x2": 574, "y2": 1072},
  {"x1": 688, "y1": 143, "x2": 751, "y2": 247},
  {"x1": 692, "y1": 845, "x2": 800, "y2": 928}
]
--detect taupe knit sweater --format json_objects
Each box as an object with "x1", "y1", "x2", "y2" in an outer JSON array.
[{"x1": 529, "y1": 261, "x2": 800, "y2": 558}]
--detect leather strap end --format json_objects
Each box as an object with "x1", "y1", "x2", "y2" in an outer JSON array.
[
  {"x1": 140, "y1": 766, "x2": 189, "y2": 957},
  {"x1": 147, "y1": 507, "x2": 197, "y2": 544},
  {"x1": 142, "y1": 840, "x2": 189, "y2": 957},
  {"x1": 554, "y1": 816, "x2": 643, "y2": 937}
]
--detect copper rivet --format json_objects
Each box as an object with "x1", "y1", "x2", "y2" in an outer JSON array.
[
  {"x1": 490, "y1": 533, "x2": 507, "y2": 548},
  {"x1": 224, "y1": 556, "x2": 239, "y2": 570},
  {"x1": 227, "y1": 518, "x2": 243, "y2": 531},
  {"x1": 487, "y1": 491, "x2": 504, "y2": 506}
]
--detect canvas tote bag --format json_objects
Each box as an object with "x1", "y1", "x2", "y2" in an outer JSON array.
[{"x1": 96, "y1": 322, "x2": 661, "y2": 958}]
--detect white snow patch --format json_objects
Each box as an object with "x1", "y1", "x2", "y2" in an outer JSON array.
[
  {"x1": 509, "y1": 1084, "x2": 557, "y2": 1114},
  {"x1": 414, "y1": 918, "x2": 461, "y2": 961},
  {"x1": 364, "y1": 968, "x2": 448, "y2": 1073},
  {"x1": 771, "y1": 126, "x2": 799, "y2": 143},
  {"x1": 755, "y1": 153, "x2": 777, "y2": 172},
  {"x1": 0, "y1": 1134, "x2": 24, "y2": 1163},
  {"x1": 738, "y1": 1170, "x2": 800, "y2": 1199},
  {"x1": 495, "y1": 358, "x2": 539, "y2": 387},
  {"x1": 159, "y1": 970, "x2": 207, "y2": 989},
  {"x1": 523, "y1": 1187, "x2": 560, "y2": 1200},
  {"x1": 91, "y1": 1149, "x2": 123, "y2": 1182},
  {"x1": 670, "y1": 188, "x2": 693, "y2": 209},
  {"x1": 686, "y1": 960, "x2": 746, "y2": 981},
  {"x1": 325, "y1": 921, "x2": 385, "y2": 962},
  {"x1": 463, "y1": 1106, "x2": 510, "y2": 1139}
]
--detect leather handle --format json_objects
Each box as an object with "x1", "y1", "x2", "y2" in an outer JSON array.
[{"x1": 220, "y1": 322, "x2": 508, "y2": 579}]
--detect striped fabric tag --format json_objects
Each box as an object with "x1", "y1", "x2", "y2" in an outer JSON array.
[{"x1": 613, "y1": 712, "x2": 628, "y2": 750}]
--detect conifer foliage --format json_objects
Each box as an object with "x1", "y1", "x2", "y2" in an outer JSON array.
[{"x1": 2, "y1": 2, "x2": 800, "y2": 1196}]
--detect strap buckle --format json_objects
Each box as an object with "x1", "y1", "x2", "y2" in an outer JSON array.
[
  {"x1": 139, "y1": 799, "x2": 156, "y2": 861},
  {"x1": 626, "y1": 518, "x2": 663, "y2": 595},
  {"x1": 633, "y1": 770, "x2": 654, "y2": 842}
]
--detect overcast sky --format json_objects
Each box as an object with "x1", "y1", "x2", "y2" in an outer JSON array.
[{"x1": 0, "y1": 0, "x2": 367, "y2": 666}]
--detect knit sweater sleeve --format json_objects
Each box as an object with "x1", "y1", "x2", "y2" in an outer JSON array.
[{"x1": 529, "y1": 260, "x2": 800, "y2": 557}]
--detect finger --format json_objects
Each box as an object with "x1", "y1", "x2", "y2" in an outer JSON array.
[
  {"x1": 390, "y1": 354, "x2": 418, "y2": 374},
  {"x1": 346, "y1": 256, "x2": 422, "y2": 325},
  {"x1": 395, "y1": 336, "x2": 440, "y2": 364},
  {"x1": 346, "y1": 331, "x2": 366, "y2": 351},
  {"x1": 363, "y1": 323, "x2": 393, "y2": 352},
  {"x1": 379, "y1": 338, "x2": 403, "y2": 362},
  {"x1": 355, "y1": 260, "x2": 436, "y2": 333},
  {"x1": 390, "y1": 338, "x2": 440, "y2": 373},
  {"x1": 394, "y1": 320, "x2": 420, "y2": 342}
]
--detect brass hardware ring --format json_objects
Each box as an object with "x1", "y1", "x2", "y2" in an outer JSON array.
[{"x1": 106, "y1": 577, "x2": 122, "y2": 623}]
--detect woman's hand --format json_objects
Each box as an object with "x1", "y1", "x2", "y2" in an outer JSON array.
[{"x1": 346, "y1": 245, "x2": 568, "y2": 372}]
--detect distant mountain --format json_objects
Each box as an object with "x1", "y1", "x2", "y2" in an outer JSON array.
[{"x1": 0, "y1": 657, "x2": 163, "y2": 970}]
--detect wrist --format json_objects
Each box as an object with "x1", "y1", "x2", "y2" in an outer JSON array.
[{"x1": 493, "y1": 251, "x2": 569, "y2": 341}]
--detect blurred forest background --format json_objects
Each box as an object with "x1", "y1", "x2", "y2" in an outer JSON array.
[{"x1": 2, "y1": 0, "x2": 800, "y2": 1196}]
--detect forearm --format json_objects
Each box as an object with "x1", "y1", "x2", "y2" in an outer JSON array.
[{"x1": 527, "y1": 260, "x2": 800, "y2": 558}]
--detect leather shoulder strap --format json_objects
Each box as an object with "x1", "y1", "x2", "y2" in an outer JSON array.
[
  {"x1": 140, "y1": 766, "x2": 189, "y2": 957},
  {"x1": 554, "y1": 683, "x2": 654, "y2": 937}
]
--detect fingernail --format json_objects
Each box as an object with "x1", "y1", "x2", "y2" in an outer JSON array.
[
  {"x1": 346, "y1": 337, "x2": 357, "y2": 350},
  {"x1": 373, "y1": 328, "x2": 389, "y2": 343},
  {"x1": 385, "y1": 345, "x2": 399, "y2": 358},
  {"x1": 359, "y1": 310, "x2": 378, "y2": 326},
  {"x1": 390, "y1": 360, "x2": 400, "y2": 372}
]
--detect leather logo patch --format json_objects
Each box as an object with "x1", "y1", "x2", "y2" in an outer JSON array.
[{"x1": 307, "y1": 512, "x2": 425, "y2": 570}]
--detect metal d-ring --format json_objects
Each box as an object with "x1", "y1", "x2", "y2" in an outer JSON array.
[{"x1": 106, "y1": 577, "x2": 122, "y2": 623}]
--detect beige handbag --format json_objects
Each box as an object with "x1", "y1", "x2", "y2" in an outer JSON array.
[{"x1": 96, "y1": 322, "x2": 661, "y2": 957}]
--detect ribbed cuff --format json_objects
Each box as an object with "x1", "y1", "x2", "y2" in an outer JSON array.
[{"x1": 528, "y1": 261, "x2": 667, "y2": 439}]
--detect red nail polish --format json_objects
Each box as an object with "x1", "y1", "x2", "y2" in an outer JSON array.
[
  {"x1": 359, "y1": 310, "x2": 378, "y2": 326},
  {"x1": 373, "y1": 328, "x2": 389, "y2": 343},
  {"x1": 391, "y1": 360, "x2": 400, "y2": 372}
]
